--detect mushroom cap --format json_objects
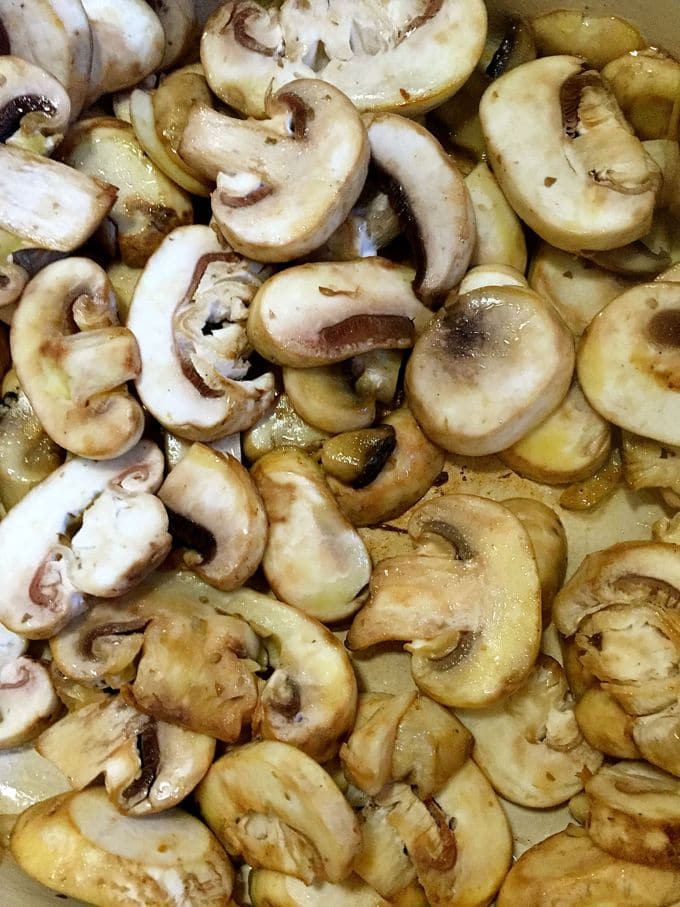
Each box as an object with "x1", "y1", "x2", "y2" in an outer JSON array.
[
  {"x1": 480, "y1": 55, "x2": 659, "y2": 252},
  {"x1": 0, "y1": 55, "x2": 71, "y2": 155}
]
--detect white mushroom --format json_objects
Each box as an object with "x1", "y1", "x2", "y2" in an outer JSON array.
[
  {"x1": 0, "y1": 627, "x2": 59, "y2": 748},
  {"x1": 602, "y1": 49, "x2": 680, "y2": 141},
  {"x1": 151, "y1": 0, "x2": 195, "y2": 70},
  {"x1": 0, "y1": 56, "x2": 71, "y2": 155},
  {"x1": 243, "y1": 394, "x2": 331, "y2": 463},
  {"x1": 622, "y1": 431, "x2": 680, "y2": 508},
  {"x1": 574, "y1": 685, "x2": 642, "y2": 760},
  {"x1": 464, "y1": 161, "x2": 527, "y2": 272}
]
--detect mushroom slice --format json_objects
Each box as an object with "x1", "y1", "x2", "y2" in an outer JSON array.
[
  {"x1": 0, "y1": 56, "x2": 71, "y2": 155},
  {"x1": 464, "y1": 161, "x2": 527, "y2": 273},
  {"x1": 585, "y1": 761, "x2": 680, "y2": 866},
  {"x1": 578, "y1": 281, "x2": 680, "y2": 446},
  {"x1": 622, "y1": 431, "x2": 680, "y2": 504},
  {"x1": 59, "y1": 117, "x2": 193, "y2": 268},
  {"x1": 347, "y1": 494, "x2": 542, "y2": 708},
  {"x1": 457, "y1": 263, "x2": 527, "y2": 294},
  {"x1": 528, "y1": 241, "x2": 634, "y2": 336},
  {"x1": 158, "y1": 443, "x2": 267, "y2": 591},
  {"x1": 248, "y1": 258, "x2": 432, "y2": 368},
  {"x1": 180, "y1": 79, "x2": 369, "y2": 262},
  {"x1": 250, "y1": 870, "x2": 388, "y2": 907},
  {"x1": 0, "y1": 0, "x2": 93, "y2": 117},
  {"x1": 327, "y1": 407, "x2": 445, "y2": 528},
  {"x1": 602, "y1": 49, "x2": 680, "y2": 141},
  {"x1": 530, "y1": 11, "x2": 645, "y2": 70},
  {"x1": 458, "y1": 655, "x2": 603, "y2": 808},
  {"x1": 197, "y1": 740, "x2": 360, "y2": 884},
  {"x1": 480, "y1": 56, "x2": 660, "y2": 252},
  {"x1": 558, "y1": 446, "x2": 623, "y2": 512},
  {"x1": 152, "y1": 0, "x2": 195, "y2": 70},
  {"x1": 319, "y1": 185, "x2": 400, "y2": 261},
  {"x1": 499, "y1": 381, "x2": 611, "y2": 484},
  {"x1": 575, "y1": 685, "x2": 642, "y2": 759},
  {"x1": 405, "y1": 284, "x2": 574, "y2": 455},
  {"x1": 106, "y1": 261, "x2": 141, "y2": 321},
  {"x1": 251, "y1": 448, "x2": 371, "y2": 622},
  {"x1": 283, "y1": 364, "x2": 377, "y2": 434},
  {"x1": 0, "y1": 440, "x2": 166, "y2": 638},
  {"x1": 634, "y1": 705, "x2": 680, "y2": 778},
  {"x1": 321, "y1": 427, "x2": 398, "y2": 489},
  {"x1": 498, "y1": 825, "x2": 680, "y2": 906},
  {"x1": 0, "y1": 656, "x2": 59, "y2": 748},
  {"x1": 484, "y1": 16, "x2": 536, "y2": 79},
  {"x1": 351, "y1": 797, "x2": 418, "y2": 899},
  {"x1": 11, "y1": 787, "x2": 235, "y2": 905},
  {"x1": 11, "y1": 257, "x2": 144, "y2": 459},
  {"x1": 129, "y1": 224, "x2": 276, "y2": 441},
  {"x1": 243, "y1": 394, "x2": 330, "y2": 463},
  {"x1": 0, "y1": 144, "x2": 115, "y2": 251},
  {"x1": 365, "y1": 113, "x2": 475, "y2": 299}
]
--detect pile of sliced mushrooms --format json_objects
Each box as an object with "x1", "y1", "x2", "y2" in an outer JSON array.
[{"x1": 3, "y1": 0, "x2": 680, "y2": 903}]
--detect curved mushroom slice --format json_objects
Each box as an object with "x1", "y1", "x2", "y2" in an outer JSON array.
[
  {"x1": 464, "y1": 161, "x2": 527, "y2": 273},
  {"x1": 558, "y1": 446, "x2": 623, "y2": 512},
  {"x1": 0, "y1": 440, "x2": 166, "y2": 638},
  {"x1": 0, "y1": 0, "x2": 93, "y2": 117},
  {"x1": 243, "y1": 394, "x2": 331, "y2": 463},
  {"x1": 106, "y1": 261, "x2": 142, "y2": 321},
  {"x1": 180, "y1": 79, "x2": 369, "y2": 262},
  {"x1": 251, "y1": 448, "x2": 371, "y2": 622},
  {"x1": 499, "y1": 381, "x2": 612, "y2": 485},
  {"x1": 327, "y1": 407, "x2": 445, "y2": 528},
  {"x1": 321, "y1": 427, "x2": 398, "y2": 490},
  {"x1": 405, "y1": 284, "x2": 574, "y2": 455},
  {"x1": 201, "y1": 0, "x2": 487, "y2": 118},
  {"x1": 497, "y1": 826, "x2": 680, "y2": 906},
  {"x1": 158, "y1": 442, "x2": 267, "y2": 591},
  {"x1": 283, "y1": 364, "x2": 377, "y2": 434},
  {"x1": 163, "y1": 430, "x2": 242, "y2": 469},
  {"x1": 458, "y1": 655, "x2": 603, "y2": 808},
  {"x1": 351, "y1": 796, "x2": 419, "y2": 899},
  {"x1": 11, "y1": 788, "x2": 235, "y2": 905},
  {"x1": 197, "y1": 740, "x2": 361, "y2": 884},
  {"x1": 151, "y1": 0, "x2": 195, "y2": 70},
  {"x1": 129, "y1": 224, "x2": 276, "y2": 441},
  {"x1": 0, "y1": 144, "x2": 115, "y2": 251},
  {"x1": 0, "y1": 56, "x2": 71, "y2": 155},
  {"x1": 480, "y1": 56, "x2": 660, "y2": 252},
  {"x1": 602, "y1": 49, "x2": 680, "y2": 141},
  {"x1": 578, "y1": 281, "x2": 680, "y2": 446},
  {"x1": 347, "y1": 494, "x2": 542, "y2": 708},
  {"x1": 11, "y1": 257, "x2": 144, "y2": 459},
  {"x1": 575, "y1": 684, "x2": 643, "y2": 759},
  {"x1": 248, "y1": 258, "x2": 432, "y2": 368},
  {"x1": 634, "y1": 705, "x2": 680, "y2": 778},
  {"x1": 457, "y1": 263, "x2": 527, "y2": 294},
  {"x1": 250, "y1": 870, "x2": 389, "y2": 907},
  {"x1": 0, "y1": 656, "x2": 59, "y2": 748},
  {"x1": 622, "y1": 431, "x2": 680, "y2": 506},
  {"x1": 530, "y1": 10, "x2": 645, "y2": 70},
  {"x1": 59, "y1": 117, "x2": 193, "y2": 268},
  {"x1": 364, "y1": 113, "x2": 475, "y2": 300},
  {"x1": 483, "y1": 16, "x2": 536, "y2": 79}
]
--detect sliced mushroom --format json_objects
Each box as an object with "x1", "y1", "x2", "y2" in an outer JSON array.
[
  {"x1": 11, "y1": 787, "x2": 235, "y2": 904},
  {"x1": 480, "y1": 56, "x2": 660, "y2": 252},
  {"x1": 243, "y1": 394, "x2": 330, "y2": 463},
  {"x1": 530, "y1": 10, "x2": 645, "y2": 70},
  {"x1": 180, "y1": 79, "x2": 369, "y2": 262},
  {"x1": 0, "y1": 56, "x2": 71, "y2": 155},
  {"x1": 483, "y1": 17, "x2": 536, "y2": 78},
  {"x1": 129, "y1": 224, "x2": 276, "y2": 440},
  {"x1": 365, "y1": 113, "x2": 475, "y2": 299},
  {"x1": 575, "y1": 685, "x2": 643, "y2": 759},
  {"x1": 558, "y1": 446, "x2": 623, "y2": 511},
  {"x1": 622, "y1": 430, "x2": 680, "y2": 506},
  {"x1": 283, "y1": 365, "x2": 377, "y2": 434},
  {"x1": 150, "y1": 0, "x2": 195, "y2": 70},
  {"x1": 158, "y1": 442, "x2": 267, "y2": 591},
  {"x1": 0, "y1": 440, "x2": 166, "y2": 638},
  {"x1": 197, "y1": 740, "x2": 361, "y2": 884},
  {"x1": 59, "y1": 117, "x2": 193, "y2": 267},
  {"x1": 0, "y1": 655, "x2": 59, "y2": 748},
  {"x1": 200, "y1": 0, "x2": 487, "y2": 118},
  {"x1": 106, "y1": 260, "x2": 142, "y2": 321},
  {"x1": 250, "y1": 870, "x2": 388, "y2": 907},
  {"x1": 583, "y1": 213, "x2": 678, "y2": 278},
  {"x1": 634, "y1": 705, "x2": 680, "y2": 778},
  {"x1": 405, "y1": 284, "x2": 574, "y2": 455},
  {"x1": 464, "y1": 161, "x2": 527, "y2": 272},
  {"x1": 251, "y1": 448, "x2": 371, "y2": 622},
  {"x1": 351, "y1": 796, "x2": 419, "y2": 899},
  {"x1": 318, "y1": 184, "x2": 400, "y2": 261},
  {"x1": 457, "y1": 263, "x2": 527, "y2": 294},
  {"x1": 163, "y1": 430, "x2": 241, "y2": 469},
  {"x1": 578, "y1": 281, "x2": 680, "y2": 446},
  {"x1": 347, "y1": 494, "x2": 542, "y2": 708},
  {"x1": 11, "y1": 257, "x2": 144, "y2": 459},
  {"x1": 602, "y1": 49, "x2": 680, "y2": 141}
]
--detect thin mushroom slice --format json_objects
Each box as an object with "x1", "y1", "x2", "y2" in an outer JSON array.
[
  {"x1": 602, "y1": 49, "x2": 680, "y2": 141},
  {"x1": 129, "y1": 225, "x2": 276, "y2": 441},
  {"x1": 251, "y1": 448, "x2": 371, "y2": 623},
  {"x1": 0, "y1": 656, "x2": 59, "y2": 748},
  {"x1": 458, "y1": 655, "x2": 603, "y2": 808},
  {"x1": 320, "y1": 427, "x2": 398, "y2": 490},
  {"x1": 464, "y1": 161, "x2": 527, "y2": 272},
  {"x1": 283, "y1": 364, "x2": 377, "y2": 434},
  {"x1": 405, "y1": 284, "x2": 574, "y2": 455},
  {"x1": 497, "y1": 825, "x2": 680, "y2": 907},
  {"x1": 530, "y1": 10, "x2": 645, "y2": 70},
  {"x1": 0, "y1": 56, "x2": 71, "y2": 155},
  {"x1": 11, "y1": 257, "x2": 144, "y2": 459},
  {"x1": 480, "y1": 56, "x2": 660, "y2": 252},
  {"x1": 200, "y1": 0, "x2": 487, "y2": 118},
  {"x1": 347, "y1": 494, "x2": 542, "y2": 708},
  {"x1": 250, "y1": 870, "x2": 389, "y2": 907},
  {"x1": 158, "y1": 443, "x2": 267, "y2": 591},
  {"x1": 579, "y1": 281, "x2": 680, "y2": 446},
  {"x1": 364, "y1": 113, "x2": 476, "y2": 300},
  {"x1": 10, "y1": 788, "x2": 235, "y2": 905},
  {"x1": 575, "y1": 684, "x2": 643, "y2": 760},
  {"x1": 242, "y1": 394, "x2": 330, "y2": 463},
  {"x1": 457, "y1": 263, "x2": 527, "y2": 294},
  {"x1": 197, "y1": 740, "x2": 361, "y2": 884},
  {"x1": 180, "y1": 79, "x2": 369, "y2": 262}
]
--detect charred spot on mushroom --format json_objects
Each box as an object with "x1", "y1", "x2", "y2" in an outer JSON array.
[
  {"x1": 78, "y1": 619, "x2": 149, "y2": 660},
  {"x1": 121, "y1": 722, "x2": 161, "y2": 804},
  {"x1": 319, "y1": 314, "x2": 415, "y2": 352},
  {"x1": 12, "y1": 248, "x2": 69, "y2": 278},
  {"x1": 648, "y1": 310, "x2": 680, "y2": 349},
  {"x1": 440, "y1": 304, "x2": 489, "y2": 358},
  {"x1": 230, "y1": 2, "x2": 280, "y2": 57},
  {"x1": 0, "y1": 95, "x2": 58, "y2": 144},
  {"x1": 166, "y1": 508, "x2": 217, "y2": 566}
]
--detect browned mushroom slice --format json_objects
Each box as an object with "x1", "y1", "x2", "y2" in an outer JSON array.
[
  {"x1": 0, "y1": 56, "x2": 71, "y2": 155},
  {"x1": 634, "y1": 705, "x2": 680, "y2": 777},
  {"x1": 242, "y1": 394, "x2": 330, "y2": 463},
  {"x1": 283, "y1": 365, "x2": 377, "y2": 434},
  {"x1": 602, "y1": 49, "x2": 680, "y2": 141},
  {"x1": 530, "y1": 11, "x2": 645, "y2": 69},
  {"x1": 347, "y1": 494, "x2": 542, "y2": 708},
  {"x1": 574, "y1": 684, "x2": 642, "y2": 760}
]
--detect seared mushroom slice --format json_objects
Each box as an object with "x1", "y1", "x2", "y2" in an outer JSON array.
[
  {"x1": 248, "y1": 258, "x2": 432, "y2": 368},
  {"x1": 530, "y1": 10, "x2": 645, "y2": 69},
  {"x1": 11, "y1": 788, "x2": 235, "y2": 904},
  {"x1": 201, "y1": 0, "x2": 486, "y2": 118},
  {"x1": 129, "y1": 224, "x2": 276, "y2": 441},
  {"x1": 321, "y1": 427, "x2": 398, "y2": 489},
  {"x1": 163, "y1": 430, "x2": 241, "y2": 469},
  {"x1": 252, "y1": 448, "x2": 371, "y2": 622},
  {"x1": 622, "y1": 431, "x2": 680, "y2": 507},
  {"x1": 198, "y1": 741, "x2": 360, "y2": 884},
  {"x1": 0, "y1": 144, "x2": 115, "y2": 251},
  {"x1": 283, "y1": 365, "x2": 378, "y2": 434},
  {"x1": 603, "y1": 49, "x2": 680, "y2": 141},
  {"x1": 250, "y1": 870, "x2": 388, "y2": 907},
  {"x1": 480, "y1": 56, "x2": 660, "y2": 252},
  {"x1": 634, "y1": 706, "x2": 680, "y2": 778},
  {"x1": 59, "y1": 117, "x2": 193, "y2": 267},
  {"x1": 158, "y1": 443, "x2": 267, "y2": 591},
  {"x1": 0, "y1": 635, "x2": 59, "y2": 748},
  {"x1": 347, "y1": 494, "x2": 542, "y2": 708},
  {"x1": 575, "y1": 684, "x2": 643, "y2": 760},
  {"x1": 497, "y1": 826, "x2": 680, "y2": 906},
  {"x1": 405, "y1": 284, "x2": 574, "y2": 455},
  {"x1": 579, "y1": 281, "x2": 680, "y2": 446},
  {"x1": 464, "y1": 161, "x2": 527, "y2": 272},
  {"x1": 180, "y1": 79, "x2": 369, "y2": 262},
  {"x1": 0, "y1": 440, "x2": 166, "y2": 638},
  {"x1": 458, "y1": 655, "x2": 603, "y2": 808},
  {"x1": 11, "y1": 257, "x2": 144, "y2": 459},
  {"x1": 243, "y1": 394, "x2": 330, "y2": 463},
  {"x1": 0, "y1": 56, "x2": 70, "y2": 155},
  {"x1": 365, "y1": 113, "x2": 475, "y2": 299}
]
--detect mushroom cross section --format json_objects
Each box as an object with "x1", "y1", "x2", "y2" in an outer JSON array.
[
  {"x1": 0, "y1": 622, "x2": 58, "y2": 749},
  {"x1": 0, "y1": 56, "x2": 71, "y2": 154}
]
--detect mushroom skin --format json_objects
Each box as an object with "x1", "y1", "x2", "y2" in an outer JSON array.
[{"x1": 0, "y1": 56, "x2": 71, "y2": 155}]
